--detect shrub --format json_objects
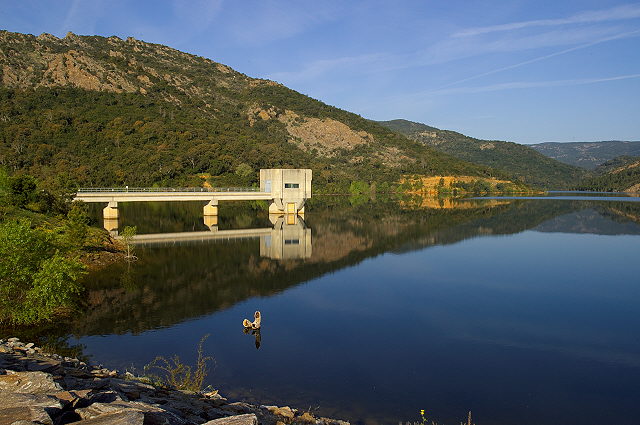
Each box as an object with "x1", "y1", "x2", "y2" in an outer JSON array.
[
  {"x1": 8, "y1": 175, "x2": 38, "y2": 207},
  {"x1": 0, "y1": 219, "x2": 86, "y2": 325}
]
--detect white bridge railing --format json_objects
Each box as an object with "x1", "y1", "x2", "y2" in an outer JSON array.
[{"x1": 77, "y1": 187, "x2": 261, "y2": 193}]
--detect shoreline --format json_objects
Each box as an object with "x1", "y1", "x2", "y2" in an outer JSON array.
[{"x1": 0, "y1": 337, "x2": 349, "y2": 425}]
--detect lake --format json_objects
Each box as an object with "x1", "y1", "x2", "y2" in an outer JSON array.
[{"x1": 24, "y1": 195, "x2": 640, "y2": 425}]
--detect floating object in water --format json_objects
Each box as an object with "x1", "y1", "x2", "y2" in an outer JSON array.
[
  {"x1": 243, "y1": 326, "x2": 262, "y2": 349},
  {"x1": 242, "y1": 311, "x2": 261, "y2": 329}
]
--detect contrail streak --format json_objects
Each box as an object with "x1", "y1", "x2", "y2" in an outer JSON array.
[{"x1": 439, "y1": 28, "x2": 640, "y2": 89}]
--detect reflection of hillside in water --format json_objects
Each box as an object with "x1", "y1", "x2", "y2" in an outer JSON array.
[
  {"x1": 72, "y1": 198, "x2": 640, "y2": 336},
  {"x1": 535, "y1": 207, "x2": 640, "y2": 235}
]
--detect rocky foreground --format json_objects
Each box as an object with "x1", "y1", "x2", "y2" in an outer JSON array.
[{"x1": 0, "y1": 338, "x2": 348, "y2": 425}]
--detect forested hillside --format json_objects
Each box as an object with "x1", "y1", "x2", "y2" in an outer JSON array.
[
  {"x1": 0, "y1": 30, "x2": 499, "y2": 192},
  {"x1": 574, "y1": 156, "x2": 640, "y2": 192},
  {"x1": 378, "y1": 119, "x2": 585, "y2": 189}
]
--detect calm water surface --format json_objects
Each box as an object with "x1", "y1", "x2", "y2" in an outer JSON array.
[{"x1": 29, "y1": 196, "x2": 640, "y2": 424}]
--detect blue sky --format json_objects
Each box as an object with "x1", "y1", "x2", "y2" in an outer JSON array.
[{"x1": 2, "y1": 0, "x2": 639, "y2": 143}]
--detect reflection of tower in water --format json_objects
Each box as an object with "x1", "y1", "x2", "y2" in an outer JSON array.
[{"x1": 261, "y1": 215, "x2": 312, "y2": 260}]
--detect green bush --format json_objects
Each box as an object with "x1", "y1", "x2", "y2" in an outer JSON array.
[
  {"x1": 8, "y1": 175, "x2": 37, "y2": 207},
  {"x1": 64, "y1": 201, "x2": 90, "y2": 248},
  {"x1": 0, "y1": 219, "x2": 86, "y2": 325}
]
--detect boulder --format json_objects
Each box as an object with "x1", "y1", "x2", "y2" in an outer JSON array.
[
  {"x1": 203, "y1": 414, "x2": 258, "y2": 425},
  {"x1": 0, "y1": 391, "x2": 63, "y2": 410},
  {"x1": 0, "y1": 371, "x2": 62, "y2": 394},
  {"x1": 265, "y1": 406, "x2": 295, "y2": 420},
  {"x1": 297, "y1": 412, "x2": 315, "y2": 423},
  {"x1": 26, "y1": 358, "x2": 63, "y2": 373},
  {"x1": 0, "y1": 406, "x2": 53, "y2": 425},
  {"x1": 76, "y1": 401, "x2": 187, "y2": 425},
  {"x1": 67, "y1": 410, "x2": 144, "y2": 425}
]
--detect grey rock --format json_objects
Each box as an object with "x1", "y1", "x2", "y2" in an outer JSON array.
[
  {"x1": 76, "y1": 402, "x2": 137, "y2": 419},
  {"x1": 25, "y1": 343, "x2": 34, "y2": 349},
  {"x1": 26, "y1": 359, "x2": 63, "y2": 373},
  {"x1": 0, "y1": 354, "x2": 19, "y2": 368},
  {"x1": 0, "y1": 406, "x2": 53, "y2": 425},
  {"x1": 223, "y1": 403, "x2": 255, "y2": 415},
  {"x1": 86, "y1": 390, "x2": 125, "y2": 405},
  {"x1": 108, "y1": 378, "x2": 155, "y2": 400},
  {"x1": 0, "y1": 371, "x2": 62, "y2": 394},
  {"x1": 0, "y1": 391, "x2": 63, "y2": 410},
  {"x1": 7, "y1": 338, "x2": 19, "y2": 342},
  {"x1": 52, "y1": 388, "x2": 93, "y2": 408},
  {"x1": 76, "y1": 401, "x2": 187, "y2": 425},
  {"x1": 203, "y1": 414, "x2": 258, "y2": 425},
  {"x1": 68, "y1": 411, "x2": 145, "y2": 425}
]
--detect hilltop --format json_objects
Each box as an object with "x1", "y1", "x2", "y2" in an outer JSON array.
[
  {"x1": 377, "y1": 119, "x2": 585, "y2": 189},
  {"x1": 0, "y1": 30, "x2": 499, "y2": 192},
  {"x1": 530, "y1": 141, "x2": 640, "y2": 170}
]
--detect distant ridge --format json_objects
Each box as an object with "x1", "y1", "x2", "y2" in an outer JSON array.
[
  {"x1": 574, "y1": 155, "x2": 640, "y2": 192},
  {"x1": 530, "y1": 141, "x2": 640, "y2": 170},
  {"x1": 377, "y1": 119, "x2": 585, "y2": 189}
]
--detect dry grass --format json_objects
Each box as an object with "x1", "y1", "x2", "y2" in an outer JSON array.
[
  {"x1": 400, "y1": 410, "x2": 475, "y2": 425},
  {"x1": 143, "y1": 334, "x2": 213, "y2": 392}
]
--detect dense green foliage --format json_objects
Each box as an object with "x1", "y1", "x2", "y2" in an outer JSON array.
[
  {"x1": 531, "y1": 141, "x2": 640, "y2": 170},
  {"x1": 0, "y1": 169, "x2": 117, "y2": 326},
  {"x1": 573, "y1": 156, "x2": 640, "y2": 192},
  {"x1": 0, "y1": 31, "x2": 498, "y2": 193},
  {"x1": 378, "y1": 119, "x2": 586, "y2": 189},
  {"x1": 0, "y1": 219, "x2": 86, "y2": 325}
]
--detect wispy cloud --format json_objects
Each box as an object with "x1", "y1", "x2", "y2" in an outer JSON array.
[
  {"x1": 430, "y1": 73, "x2": 640, "y2": 96},
  {"x1": 424, "y1": 24, "x2": 633, "y2": 65},
  {"x1": 275, "y1": 25, "x2": 640, "y2": 86},
  {"x1": 454, "y1": 3, "x2": 640, "y2": 37},
  {"x1": 438, "y1": 28, "x2": 640, "y2": 88}
]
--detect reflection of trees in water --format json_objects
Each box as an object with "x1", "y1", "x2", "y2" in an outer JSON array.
[
  {"x1": 600, "y1": 201, "x2": 640, "y2": 225},
  {"x1": 68, "y1": 198, "x2": 640, "y2": 337}
]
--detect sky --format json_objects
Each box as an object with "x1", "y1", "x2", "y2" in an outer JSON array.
[{"x1": 1, "y1": 0, "x2": 639, "y2": 143}]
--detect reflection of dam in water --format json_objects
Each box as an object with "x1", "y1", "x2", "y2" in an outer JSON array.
[{"x1": 104, "y1": 214, "x2": 312, "y2": 260}]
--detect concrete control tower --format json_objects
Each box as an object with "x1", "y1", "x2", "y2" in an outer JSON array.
[{"x1": 260, "y1": 169, "x2": 312, "y2": 214}]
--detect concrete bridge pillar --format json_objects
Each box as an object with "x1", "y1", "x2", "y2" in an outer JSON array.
[
  {"x1": 203, "y1": 199, "x2": 218, "y2": 216},
  {"x1": 103, "y1": 218, "x2": 119, "y2": 237},
  {"x1": 103, "y1": 201, "x2": 119, "y2": 219}
]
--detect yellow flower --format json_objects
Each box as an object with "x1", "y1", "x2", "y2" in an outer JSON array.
[{"x1": 420, "y1": 410, "x2": 425, "y2": 415}]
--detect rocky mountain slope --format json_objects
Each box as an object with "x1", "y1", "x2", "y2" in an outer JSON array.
[
  {"x1": 377, "y1": 119, "x2": 585, "y2": 189},
  {"x1": 530, "y1": 141, "x2": 640, "y2": 170},
  {"x1": 0, "y1": 30, "x2": 497, "y2": 191}
]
